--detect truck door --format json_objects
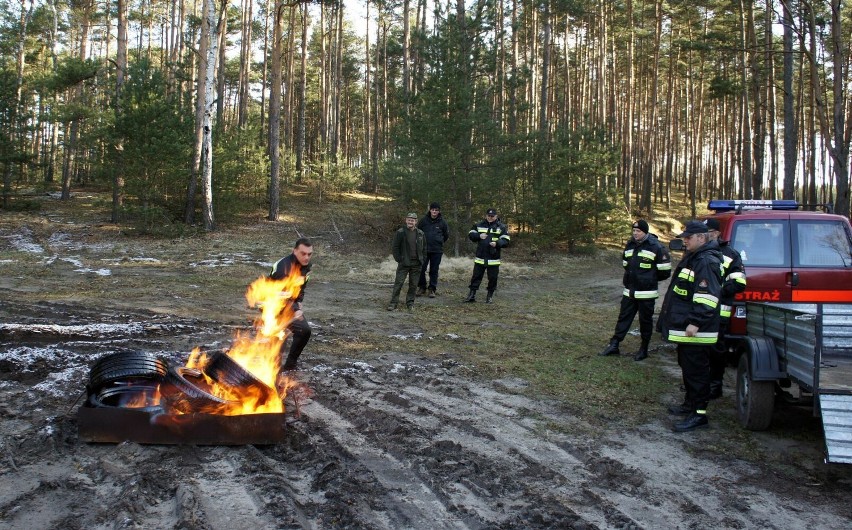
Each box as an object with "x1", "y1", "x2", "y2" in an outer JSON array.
[
  {"x1": 790, "y1": 219, "x2": 852, "y2": 302},
  {"x1": 730, "y1": 219, "x2": 791, "y2": 304}
]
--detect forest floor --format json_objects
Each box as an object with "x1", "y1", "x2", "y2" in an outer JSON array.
[{"x1": 1, "y1": 190, "x2": 851, "y2": 529}]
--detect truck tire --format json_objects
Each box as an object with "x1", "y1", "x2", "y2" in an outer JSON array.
[
  {"x1": 202, "y1": 351, "x2": 276, "y2": 407},
  {"x1": 736, "y1": 354, "x2": 775, "y2": 430},
  {"x1": 87, "y1": 352, "x2": 169, "y2": 395}
]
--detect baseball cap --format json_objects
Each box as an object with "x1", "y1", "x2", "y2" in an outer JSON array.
[
  {"x1": 406, "y1": 212, "x2": 418, "y2": 219},
  {"x1": 704, "y1": 218, "x2": 721, "y2": 231},
  {"x1": 486, "y1": 208, "x2": 497, "y2": 216},
  {"x1": 677, "y1": 220, "x2": 709, "y2": 238}
]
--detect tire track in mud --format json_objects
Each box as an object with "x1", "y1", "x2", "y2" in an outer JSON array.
[
  {"x1": 302, "y1": 360, "x2": 852, "y2": 529},
  {"x1": 304, "y1": 364, "x2": 627, "y2": 528}
]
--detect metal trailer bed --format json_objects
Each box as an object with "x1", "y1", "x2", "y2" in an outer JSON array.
[{"x1": 741, "y1": 302, "x2": 852, "y2": 464}]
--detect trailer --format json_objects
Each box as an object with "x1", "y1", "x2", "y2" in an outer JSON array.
[{"x1": 737, "y1": 302, "x2": 852, "y2": 463}]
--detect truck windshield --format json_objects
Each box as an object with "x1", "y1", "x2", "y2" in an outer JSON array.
[
  {"x1": 731, "y1": 221, "x2": 788, "y2": 266},
  {"x1": 793, "y1": 220, "x2": 852, "y2": 267}
]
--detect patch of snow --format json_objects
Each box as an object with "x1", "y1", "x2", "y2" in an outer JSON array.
[
  {"x1": 389, "y1": 333, "x2": 423, "y2": 340},
  {"x1": 0, "y1": 322, "x2": 147, "y2": 337}
]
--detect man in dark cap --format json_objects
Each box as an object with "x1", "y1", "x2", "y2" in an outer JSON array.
[
  {"x1": 599, "y1": 219, "x2": 672, "y2": 360},
  {"x1": 388, "y1": 212, "x2": 426, "y2": 311},
  {"x1": 658, "y1": 220, "x2": 723, "y2": 432},
  {"x1": 463, "y1": 208, "x2": 510, "y2": 304},
  {"x1": 416, "y1": 202, "x2": 450, "y2": 298},
  {"x1": 704, "y1": 218, "x2": 746, "y2": 399}
]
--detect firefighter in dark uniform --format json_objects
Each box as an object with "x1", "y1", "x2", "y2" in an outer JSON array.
[
  {"x1": 659, "y1": 221, "x2": 723, "y2": 432},
  {"x1": 463, "y1": 208, "x2": 510, "y2": 304},
  {"x1": 705, "y1": 218, "x2": 747, "y2": 398},
  {"x1": 599, "y1": 219, "x2": 672, "y2": 361},
  {"x1": 269, "y1": 238, "x2": 314, "y2": 371}
]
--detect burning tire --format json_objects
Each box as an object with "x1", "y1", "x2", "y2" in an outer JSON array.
[
  {"x1": 87, "y1": 352, "x2": 169, "y2": 394},
  {"x1": 202, "y1": 351, "x2": 276, "y2": 406},
  {"x1": 160, "y1": 366, "x2": 233, "y2": 414},
  {"x1": 88, "y1": 383, "x2": 164, "y2": 414}
]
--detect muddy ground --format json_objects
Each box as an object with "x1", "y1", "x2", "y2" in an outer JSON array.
[{"x1": 1, "y1": 195, "x2": 851, "y2": 529}]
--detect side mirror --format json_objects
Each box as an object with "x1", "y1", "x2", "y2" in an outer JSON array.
[{"x1": 669, "y1": 239, "x2": 684, "y2": 251}]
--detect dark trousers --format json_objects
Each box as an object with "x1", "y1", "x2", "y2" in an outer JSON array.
[
  {"x1": 677, "y1": 343, "x2": 711, "y2": 411},
  {"x1": 611, "y1": 296, "x2": 655, "y2": 343},
  {"x1": 418, "y1": 252, "x2": 443, "y2": 290},
  {"x1": 282, "y1": 317, "x2": 312, "y2": 369},
  {"x1": 469, "y1": 263, "x2": 499, "y2": 293},
  {"x1": 710, "y1": 318, "x2": 730, "y2": 384},
  {"x1": 390, "y1": 263, "x2": 420, "y2": 306}
]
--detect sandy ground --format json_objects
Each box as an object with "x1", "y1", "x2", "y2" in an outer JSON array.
[{"x1": 1, "y1": 204, "x2": 851, "y2": 529}]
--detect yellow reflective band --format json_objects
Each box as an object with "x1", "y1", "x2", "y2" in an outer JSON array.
[
  {"x1": 633, "y1": 290, "x2": 659, "y2": 299},
  {"x1": 624, "y1": 249, "x2": 635, "y2": 258},
  {"x1": 678, "y1": 268, "x2": 695, "y2": 281},
  {"x1": 658, "y1": 262, "x2": 672, "y2": 270},
  {"x1": 640, "y1": 263, "x2": 652, "y2": 268},
  {"x1": 474, "y1": 258, "x2": 485, "y2": 264},
  {"x1": 477, "y1": 227, "x2": 488, "y2": 233},
  {"x1": 487, "y1": 260, "x2": 501, "y2": 266},
  {"x1": 695, "y1": 410, "x2": 706, "y2": 415},
  {"x1": 694, "y1": 294, "x2": 719, "y2": 308},
  {"x1": 728, "y1": 272, "x2": 746, "y2": 283},
  {"x1": 668, "y1": 330, "x2": 718, "y2": 344},
  {"x1": 674, "y1": 286, "x2": 688, "y2": 296},
  {"x1": 499, "y1": 234, "x2": 510, "y2": 240},
  {"x1": 638, "y1": 250, "x2": 656, "y2": 260}
]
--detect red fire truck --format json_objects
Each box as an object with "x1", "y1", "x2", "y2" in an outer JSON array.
[{"x1": 700, "y1": 199, "x2": 852, "y2": 338}]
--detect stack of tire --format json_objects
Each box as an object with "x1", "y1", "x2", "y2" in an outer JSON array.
[{"x1": 85, "y1": 351, "x2": 277, "y2": 415}]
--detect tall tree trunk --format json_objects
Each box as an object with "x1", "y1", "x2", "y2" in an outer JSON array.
[
  {"x1": 201, "y1": 0, "x2": 224, "y2": 230},
  {"x1": 61, "y1": 0, "x2": 93, "y2": 200},
  {"x1": 112, "y1": 0, "x2": 128, "y2": 222},
  {"x1": 781, "y1": 0, "x2": 797, "y2": 200},
  {"x1": 738, "y1": 0, "x2": 753, "y2": 199},
  {"x1": 268, "y1": 0, "x2": 284, "y2": 220},
  {"x1": 2, "y1": 0, "x2": 32, "y2": 208},
  {"x1": 295, "y1": 3, "x2": 308, "y2": 182},
  {"x1": 215, "y1": 2, "x2": 228, "y2": 130},
  {"x1": 186, "y1": 0, "x2": 211, "y2": 223},
  {"x1": 237, "y1": 0, "x2": 253, "y2": 128}
]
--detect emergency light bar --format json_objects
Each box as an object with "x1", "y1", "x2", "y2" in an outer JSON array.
[{"x1": 707, "y1": 199, "x2": 799, "y2": 212}]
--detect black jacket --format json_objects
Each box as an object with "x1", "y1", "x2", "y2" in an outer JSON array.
[
  {"x1": 269, "y1": 253, "x2": 311, "y2": 312},
  {"x1": 468, "y1": 218, "x2": 510, "y2": 264},
  {"x1": 659, "y1": 240, "x2": 723, "y2": 345},
  {"x1": 417, "y1": 213, "x2": 449, "y2": 253},
  {"x1": 621, "y1": 233, "x2": 672, "y2": 299},
  {"x1": 718, "y1": 241, "x2": 747, "y2": 318}
]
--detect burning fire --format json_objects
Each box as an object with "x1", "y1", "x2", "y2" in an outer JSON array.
[{"x1": 165, "y1": 269, "x2": 308, "y2": 415}]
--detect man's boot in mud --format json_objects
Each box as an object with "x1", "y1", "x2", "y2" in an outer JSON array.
[
  {"x1": 463, "y1": 290, "x2": 477, "y2": 303},
  {"x1": 633, "y1": 339, "x2": 650, "y2": 361},
  {"x1": 416, "y1": 287, "x2": 426, "y2": 297},
  {"x1": 598, "y1": 340, "x2": 620, "y2": 356},
  {"x1": 485, "y1": 291, "x2": 494, "y2": 304}
]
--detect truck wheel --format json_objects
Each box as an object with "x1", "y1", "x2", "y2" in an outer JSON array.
[{"x1": 736, "y1": 354, "x2": 775, "y2": 430}]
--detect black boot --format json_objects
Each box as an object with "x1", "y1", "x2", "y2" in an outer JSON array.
[
  {"x1": 709, "y1": 381, "x2": 723, "y2": 399},
  {"x1": 485, "y1": 291, "x2": 494, "y2": 304},
  {"x1": 463, "y1": 290, "x2": 476, "y2": 303},
  {"x1": 598, "y1": 340, "x2": 620, "y2": 356},
  {"x1": 633, "y1": 340, "x2": 650, "y2": 361},
  {"x1": 673, "y1": 412, "x2": 709, "y2": 432}
]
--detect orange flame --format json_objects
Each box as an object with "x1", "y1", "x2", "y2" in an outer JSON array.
[{"x1": 161, "y1": 269, "x2": 307, "y2": 416}]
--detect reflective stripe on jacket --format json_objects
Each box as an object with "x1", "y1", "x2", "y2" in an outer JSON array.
[
  {"x1": 622, "y1": 233, "x2": 671, "y2": 299},
  {"x1": 468, "y1": 218, "x2": 510, "y2": 266},
  {"x1": 659, "y1": 240, "x2": 723, "y2": 344}
]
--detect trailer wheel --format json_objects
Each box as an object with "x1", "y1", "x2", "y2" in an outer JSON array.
[{"x1": 736, "y1": 354, "x2": 775, "y2": 430}]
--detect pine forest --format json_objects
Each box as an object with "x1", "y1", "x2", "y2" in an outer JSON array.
[{"x1": 0, "y1": 0, "x2": 850, "y2": 247}]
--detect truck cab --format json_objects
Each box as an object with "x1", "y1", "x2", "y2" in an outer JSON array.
[{"x1": 700, "y1": 199, "x2": 852, "y2": 338}]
